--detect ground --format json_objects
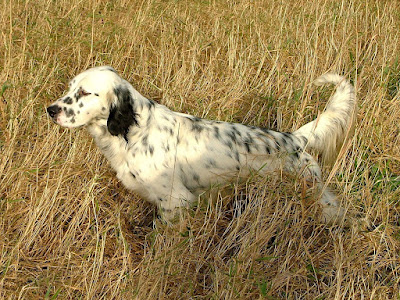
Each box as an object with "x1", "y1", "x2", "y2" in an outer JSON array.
[{"x1": 0, "y1": 0, "x2": 400, "y2": 299}]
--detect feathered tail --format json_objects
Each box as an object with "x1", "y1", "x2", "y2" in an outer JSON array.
[{"x1": 293, "y1": 73, "x2": 356, "y2": 165}]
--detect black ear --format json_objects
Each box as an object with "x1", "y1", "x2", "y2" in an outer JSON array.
[{"x1": 107, "y1": 86, "x2": 139, "y2": 140}]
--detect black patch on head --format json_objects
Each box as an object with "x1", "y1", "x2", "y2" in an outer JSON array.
[{"x1": 107, "y1": 85, "x2": 139, "y2": 141}]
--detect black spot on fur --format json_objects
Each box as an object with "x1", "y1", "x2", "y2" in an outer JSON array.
[
  {"x1": 293, "y1": 147, "x2": 301, "y2": 158},
  {"x1": 213, "y1": 127, "x2": 221, "y2": 140},
  {"x1": 130, "y1": 172, "x2": 136, "y2": 178},
  {"x1": 94, "y1": 93, "x2": 99, "y2": 96},
  {"x1": 66, "y1": 109, "x2": 75, "y2": 117},
  {"x1": 282, "y1": 132, "x2": 292, "y2": 140},
  {"x1": 244, "y1": 142, "x2": 251, "y2": 153},
  {"x1": 75, "y1": 87, "x2": 83, "y2": 100},
  {"x1": 142, "y1": 135, "x2": 148, "y2": 147},
  {"x1": 79, "y1": 102, "x2": 84, "y2": 108},
  {"x1": 187, "y1": 117, "x2": 204, "y2": 133},
  {"x1": 224, "y1": 140, "x2": 233, "y2": 150},
  {"x1": 100, "y1": 144, "x2": 110, "y2": 152},
  {"x1": 275, "y1": 139, "x2": 281, "y2": 150},
  {"x1": 226, "y1": 130, "x2": 237, "y2": 144},
  {"x1": 243, "y1": 133, "x2": 255, "y2": 152},
  {"x1": 231, "y1": 125, "x2": 242, "y2": 137},
  {"x1": 234, "y1": 150, "x2": 240, "y2": 162},
  {"x1": 63, "y1": 97, "x2": 73, "y2": 104},
  {"x1": 146, "y1": 99, "x2": 155, "y2": 110},
  {"x1": 107, "y1": 85, "x2": 139, "y2": 141},
  {"x1": 207, "y1": 158, "x2": 217, "y2": 168},
  {"x1": 192, "y1": 122, "x2": 203, "y2": 133},
  {"x1": 192, "y1": 173, "x2": 200, "y2": 183}
]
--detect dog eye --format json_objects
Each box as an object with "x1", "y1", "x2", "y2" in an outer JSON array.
[{"x1": 78, "y1": 89, "x2": 91, "y2": 97}]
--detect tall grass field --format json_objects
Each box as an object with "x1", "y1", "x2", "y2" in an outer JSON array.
[{"x1": 1, "y1": 0, "x2": 400, "y2": 298}]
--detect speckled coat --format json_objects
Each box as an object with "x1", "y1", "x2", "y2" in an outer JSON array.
[{"x1": 47, "y1": 67, "x2": 356, "y2": 223}]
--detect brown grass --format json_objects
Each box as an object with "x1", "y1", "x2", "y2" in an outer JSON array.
[{"x1": 1, "y1": 0, "x2": 400, "y2": 298}]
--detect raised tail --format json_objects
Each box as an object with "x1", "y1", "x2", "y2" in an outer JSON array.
[{"x1": 293, "y1": 73, "x2": 356, "y2": 165}]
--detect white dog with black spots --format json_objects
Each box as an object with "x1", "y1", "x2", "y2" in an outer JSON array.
[{"x1": 47, "y1": 66, "x2": 356, "y2": 223}]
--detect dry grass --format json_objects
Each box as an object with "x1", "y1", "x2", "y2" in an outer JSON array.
[{"x1": 1, "y1": 0, "x2": 400, "y2": 298}]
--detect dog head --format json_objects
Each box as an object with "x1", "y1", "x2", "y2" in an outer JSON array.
[{"x1": 47, "y1": 66, "x2": 138, "y2": 138}]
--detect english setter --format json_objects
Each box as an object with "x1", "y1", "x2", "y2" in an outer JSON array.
[{"x1": 47, "y1": 66, "x2": 356, "y2": 223}]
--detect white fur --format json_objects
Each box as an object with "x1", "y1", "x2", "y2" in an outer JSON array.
[{"x1": 47, "y1": 67, "x2": 356, "y2": 223}]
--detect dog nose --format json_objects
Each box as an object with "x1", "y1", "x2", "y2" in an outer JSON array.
[{"x1": 47, "y1": 105, "x2": 61, "y2": 118}]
